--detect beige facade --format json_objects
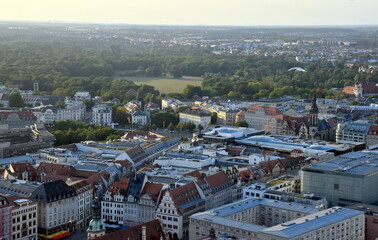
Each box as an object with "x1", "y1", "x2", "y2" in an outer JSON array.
[
  {"x1": 190, "y1": 199, "x2": 364, "y2": 240},
  {"x1": 179, "y1": 112, "x2": 211, "y2": 127},
  {"x1": 11, "y1": 199, "x2": 38, "y2": 240}
]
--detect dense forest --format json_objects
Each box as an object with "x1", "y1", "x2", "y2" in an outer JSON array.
[{"x1": 0, "y1": 25, "x2": 377, "y2": 101}]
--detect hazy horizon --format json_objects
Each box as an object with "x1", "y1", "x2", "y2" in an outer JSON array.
[{"x1": 1, "y1": 0, "x2": 377, "y2": 26}]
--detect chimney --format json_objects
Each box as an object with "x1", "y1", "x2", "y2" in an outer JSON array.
[{"x1": 142, "y1": 225, "x2": 147, "y2": 240}]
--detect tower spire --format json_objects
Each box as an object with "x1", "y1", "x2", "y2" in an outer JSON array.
[
  {"x1": 309, "y1": 94, "x2": 319, "y2": 114},
  {"x1": 87, "y1": 196, "x2": 105, "y2": 239}
]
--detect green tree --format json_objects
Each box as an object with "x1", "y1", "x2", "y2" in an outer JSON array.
[
  {"x1": 9, "y1": 92, "x2": 25, "y2": 108},
  {"x1": 167, "y1": 123, "x2": 175, "y2": 131},
  {"x1": 235, "y1": 120, "x2": 248, "y2": 127},
  {"x1": 197, "y1": 124, "x2": 204, "y2": 133},
  {"x1": 211, "y1": 112, "x2": 217, "y2": 124},
  {"x1": 55, "y1": 100, "x2": 65, "y2": 108},
  {"x1": 113, "y1": 106, "x2": 130, "y2": 126}
]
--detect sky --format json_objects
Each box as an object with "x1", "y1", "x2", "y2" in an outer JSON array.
[{"x1": 0, "y1": 0, "x2": 377, "y2": 26}]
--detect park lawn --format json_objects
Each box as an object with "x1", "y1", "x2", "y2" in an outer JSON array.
[{"x1": 121, "y1": 76, "x2": 203, "y2": 94}]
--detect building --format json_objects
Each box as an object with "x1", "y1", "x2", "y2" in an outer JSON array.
[
  {"x1": 94, "y1": 219, "x2": 166, "y2": 240},
  {"x1": 0, "y1": 111, "x2": 37, "y2": 128},
  {"x1": 73, "y1": 91, "x2": 91, "y2": 101},
  {"x1": 70, "y1": 180, "x2": 93, "y2": 228},
  {"x1": 202, "y1": 127, "x2": 264, "y2": 144},
  {"x1": 243, "y1": 176, "x2": 327, "y2": 209},
  {"x1": 162, "y1": 98, "x2": 187, "y2": 112},
  {"x1": 301, "y1": 151, "x2": 378, "y2": 207},
  {"x1": 153, "y1": 152, "x2": 215, "y2": 170},
  {"x1": 189, "y1": 198, "x2": 320, "y2": 240},
  {"x1": 197, "y1": 171, "x2": 233, "y2": 210},
  {"x1": 8, "y1": 163, "x2": 37, "y2": 181},
  {"x1": 57, "y1": 103, "x2": 86, "y2": 121},
  {"x1": 190, "y1": 198, "x2": 364, "y2": 240},
  {"x1": 179, "y1": 111, "x2": 211, "y2": 127},
  {"x1": 336, "y1": 121, "x2": 371, "y2": 143},
  {"x1": 366, "y1": 125, "x2": 378, "y2": 147},
  {"x1": 101, "y1": 175, "x2": 164, "y2": 227},
  {"x1": 244, "y1": 105, "x2": 281, "y2": 130},
  {"x1": 125, "y1": 100, "x2": 142, "y2": 112},
  {"x1": 0, "y1": 196, "x2": 12, "y2": 240},
  {"x1": 131, "y1": 111, "x2": 149, "y2": 126},
  {"x1": 259, "y1": 207, "x2": 365, "y2": 240},
  {"x1": 348, "y1": 204, "x2": 378, "y2": 240},
  {"x1": 342, "y1": 81, "x2": 378, "y2": 98},
  {"x1": 157, "y1": 182, "x2": 205, "y2": 239},
  {"x1": 34, "y1": 107, "x2": 58, "y2": 124},
  {"x1": 87, "y1": 197, "x2": 105, "y2": 240},
  {"x1": 92, "y1": 104, "x2": 112, "y2": 126},
  {"x1": 7, "y1": 196, "x2": 38, "y2": 240},
  {"x1": 30, "y1": 180, "x2": 78, "y2": 236}
]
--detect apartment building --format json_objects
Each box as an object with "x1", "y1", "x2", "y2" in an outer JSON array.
[
  {"x1": 8, "y1": 197, "x2": 38, "y2": 240},
  {"x1": 0, "y1": 196, "x2": 12, "y2": 240},
  {"x1": 92, "y1": 104, "x2": 112, "y2": 126},
  {"x1": 30, "y1": 180, "x2": 78, "y2": 236},
  {"x1": 179, "y1": 111, "x2": 211, "y2": 127}
]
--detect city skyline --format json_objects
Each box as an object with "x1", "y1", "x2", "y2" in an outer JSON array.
[{"x1": 1, "y1": 0, "x2": 377, "y2": 26}]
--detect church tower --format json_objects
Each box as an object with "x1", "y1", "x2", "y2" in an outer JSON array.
[
  {"x1": 354, "y1": 81, "x2": 363, "y2": 98},
  {"x1": 308, "y1": 94, "x2": 319, "y2": 139},
  {"x1": 87, "y1": 196, "x2": 105, "y2": 240}
]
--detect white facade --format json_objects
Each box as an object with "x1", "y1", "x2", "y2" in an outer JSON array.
[
  {"x1": 74, "y1": 91, "x2": 91, "y2": 101},
  {"x1": 162, "y1": 98, "x2": 187, "y2": 112},
  {"x1": 153, "y1": 153, "x2": 215, "y2": 169},
  {"x1": 71, "y1": 183, "x2": 93, "y2": 228},
  {"x1": 36, "y1": 197, "x2": 77, "y2": 235},
  {"x1": 92, "y1": 104, "x2": 112, "y2": 126},
  {"x1": 156, "y1": 191, "x2": 184, "y2": 239},
  {"x1": 41, "y1": 109, "x2": 58, "y2": 124},
  {"x1": 57, "y1": 104, "x2": 85, "y2": 121},
  {"x1": 101, "y1": 190, "x2": 159, "y2": 226},
  {"x1": 131, "y1": 111, "x2": 148, "y2": 126}
]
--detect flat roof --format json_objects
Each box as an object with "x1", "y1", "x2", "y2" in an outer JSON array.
[
  {"x1": 193, "y1": 198, "x2": 319, "y2": 219},
  {"x1": 303, "y1": 151, "x2": 378, "y2": 176},
  {"x1": 260, "y1": 207, "x2": 363, "y2": 238},
  {"x1": 191, "y1": 212, "x2": 267, "y2": 233}
]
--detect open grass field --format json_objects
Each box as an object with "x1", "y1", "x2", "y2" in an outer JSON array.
[{"x1": 119, "y1": 75, "x2": 203, "y2": 94}]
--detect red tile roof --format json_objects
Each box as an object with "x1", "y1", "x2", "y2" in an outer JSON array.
[
  {"x1": 107, "y1": 178, "x2": 130, "y2": 196},
  {"x1": 259, "y1": 159, "x2": 285, "y2": 175},
  {"x1": 204, "y1": 171, "x2": 231, "y2": 190},
  {"x1": 169, "y1": 182, "x2": 202, "y2": 211},
  {"x1": 142, "y1": 182, "x2": 163, "y2": 203},
  {"x1": 369, "y1": 125, "x2": 378, "y2": 135}
]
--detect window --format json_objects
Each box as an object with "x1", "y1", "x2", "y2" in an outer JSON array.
[{"x1": 334, "y1": 184, "x2": 339, "y2": 190}]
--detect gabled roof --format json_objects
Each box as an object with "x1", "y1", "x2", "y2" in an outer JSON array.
[
  {"x1": 204, "y1": 171, "x2": 231, "y2": 192},
  {"x1": 141, "y1": 182, "x2": 163, "y2": 203},
  {"x1": 259, "y1": 159, "x2": 285, "y2": 175},
  {"x1": 169, "y1": 182, "x2": 203, "y2": 212},
  {"x1": 107, "y1": 178, "x2": 130, "y2": 196},
  {"x1": 10, "y1": 163, "x2": 36, "y2": 174}
]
